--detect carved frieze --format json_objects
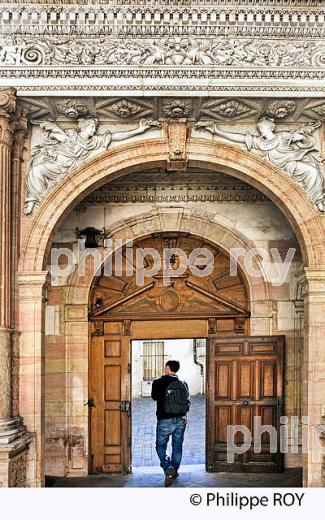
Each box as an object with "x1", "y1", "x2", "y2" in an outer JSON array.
[
  {"x1": 19, "y1": 95, "x2": 323, "y2": 126},
  {"x1": 81, "y1": 184, "x2": 268, "y2": 205},
  {"x1": 2, "y1": 37, "x2": 325, "y2": 69},
  {"x1": 2, "y1": 3, "x2": 325, "y2": 95}
]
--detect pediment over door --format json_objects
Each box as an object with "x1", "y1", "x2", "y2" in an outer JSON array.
[{"x1": 89, "y1": 235, "x2": 249, "y2": 320}]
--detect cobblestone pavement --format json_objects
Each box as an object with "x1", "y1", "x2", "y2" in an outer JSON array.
[{"x1": 132, "y1": 395, "x2": 205, "y2": 467}]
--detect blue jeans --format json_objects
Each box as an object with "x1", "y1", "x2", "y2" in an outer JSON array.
[{"x1": 155, "y1": 416, "x2": 187, "y2": 473}]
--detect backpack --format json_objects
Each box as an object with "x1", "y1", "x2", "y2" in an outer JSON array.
[{"x1": 163, "y1": 379, "x2": 190, "y2": 415}]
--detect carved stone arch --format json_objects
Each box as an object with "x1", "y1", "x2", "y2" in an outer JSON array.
[{"x1": 19, "y1": 138, "x2": 325, "y2": 274}]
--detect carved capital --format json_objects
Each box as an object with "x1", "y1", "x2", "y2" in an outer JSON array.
[
  {"x1": 0, "y1": 88, "x2": 17, "y2": 146},
  {"x1": 92, "y1": 320, "x2": 104, "y2": 337},
  {"x1": 17, "y1": 271, "x2": 49, "y2": 301},
  {"x1": 297, "y1": 268, "x2": 325, "y2": 300},
  {"x1": 12, "y1": 109, "x2": 28, "y2": 157},
  {"x1": 167, "y1": 120, "x2": 188, "y2": 172},
  {"x1": 0, "y1": 88, "x2": 16, "y2": 117}
]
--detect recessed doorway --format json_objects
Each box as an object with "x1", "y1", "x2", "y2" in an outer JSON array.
[{"x1": 131, "y1": 338, "x2": 206, "y2": 472}]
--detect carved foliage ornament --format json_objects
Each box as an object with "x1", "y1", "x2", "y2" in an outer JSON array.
[
  {"x1": 265, "y1": 100, "x2": 297, "y2": 119},
  {"x1": 211, "y1": 100, "x2": 250, "y2": 118},
  {"x1": 161, "y1": 99, "x2": 193, "y2": 119},
  {"x1": 2, "y1": 37, "x2": 325, "y2": 68},
  {"x1": 107, "y1": 99, "x2": 142, "y2": 119},
  {"x1": 56, "y1": 99, "x2": 88, "y2": 119}
]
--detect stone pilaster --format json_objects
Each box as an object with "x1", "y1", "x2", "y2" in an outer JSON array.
[
  {"x1": 298, "y1": 268, "x2": 325, "y2": 487},
  {"x1": 0, "y1": 88, "x2": 31, "y2": 487},
  {"x1": 11, "y1": 110, "x2": 28, "y2": 419},
  {"x1": 18, "y1": 271, "x2": 49, "y2": 487}
]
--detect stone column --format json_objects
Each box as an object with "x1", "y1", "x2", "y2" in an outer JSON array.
[
  {"x1": 298, "y1": 268, "x2": 325, "y2": 487},
  {"x1": 0, "y1": 88, "x2": 31, "y2": 487},
  {"x1": 11, "y1": 111, "x2": 28, "y2": 418}
]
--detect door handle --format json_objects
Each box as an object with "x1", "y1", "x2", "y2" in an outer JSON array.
[
  {"x1": 84, "y1": 398, "x2": 95, "y2": 408},
  {"x1": 242, "y1": 400, "x2": 249, "y2": 406}
]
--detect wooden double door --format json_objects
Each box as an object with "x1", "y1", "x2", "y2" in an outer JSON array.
[{"x1": 89, "y1": 324, "x2": 284, "y2": 474}]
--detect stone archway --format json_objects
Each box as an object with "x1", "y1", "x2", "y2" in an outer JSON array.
[
  {"x1": 19, "y1": 138, "x2": 325, "y2": 271},
  {"x1": 17, "y1": 137, "x2": 325, "y2": 487},
  {"x1": 51, "y1": 217, "x2": 272, "y2": 478}
]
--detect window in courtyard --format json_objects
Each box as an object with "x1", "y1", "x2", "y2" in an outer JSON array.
[{"x1": 143, "y1": 340, "x2": 164, "y2": 381}]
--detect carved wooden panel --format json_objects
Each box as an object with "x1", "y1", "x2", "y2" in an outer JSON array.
[
  {"x1": 89, "y1": 321, "x2": 130, "y2": 474},
  {"x1": 207, "y1": 335, "x2": 284, "y2": 473},
  {"x1": 90, "y1": 235, "x2": 249, "y2": 330}
]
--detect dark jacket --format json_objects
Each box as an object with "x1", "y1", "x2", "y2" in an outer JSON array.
[{"x1": 151, "y1": 374, "x2": 187, "y2": 420}]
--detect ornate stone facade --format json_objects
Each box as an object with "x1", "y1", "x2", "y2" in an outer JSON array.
[
  {"x1": 1, "y1": 1, "x2": 325, "y2": 490},
  {"x1": 2, "y1": 1, "x2": 325, "y2": 94}
]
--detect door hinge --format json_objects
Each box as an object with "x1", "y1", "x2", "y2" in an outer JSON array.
[
  {"x1": 128, "y1": 437, "x2": 131, "y2": 448},
  {"x1": 128, "y1": 363, "x2": 132, "y2": 374}
]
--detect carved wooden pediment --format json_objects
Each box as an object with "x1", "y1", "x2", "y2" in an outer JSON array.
[{"x1": 90, "y1": 235, "x2": 249, "y2": 319}]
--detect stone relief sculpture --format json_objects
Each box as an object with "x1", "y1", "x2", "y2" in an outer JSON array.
[
  {"x1": 195, "y1": 118, "x2": 325, "y2": 211},
  {"x1": 1, "y1": 36, "x2": 325, "y2": 68},
  {"x1": 24, "y1": 118, "x2": 160, "y2": 215}
]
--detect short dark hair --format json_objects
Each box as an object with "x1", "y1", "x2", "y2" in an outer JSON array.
[{"x1": 165, "y1": 360, "x2": 180, "y2": 373}]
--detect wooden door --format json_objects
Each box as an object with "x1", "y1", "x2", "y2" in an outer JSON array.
[
  {"x1": 89, "y1": 322, "x2": 131, "y2": 474},
  {"x1": 207, "y1": 336, "x2": 284, "y2": 473}
]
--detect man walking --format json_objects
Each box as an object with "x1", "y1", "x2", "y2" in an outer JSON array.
[{"x1": 151, "y1": 360, "x2": 190, "y2": 487}]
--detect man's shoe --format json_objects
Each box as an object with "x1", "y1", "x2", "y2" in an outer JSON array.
[{"x1": 164, "y1": 466, "x2": 176, "y2": 487}]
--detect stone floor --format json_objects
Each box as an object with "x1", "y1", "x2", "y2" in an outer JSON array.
[
  {"x1": 132, "y1": 395, "x2": 205, "y2": 467},
  {"x1": 48, "y1": 466, "x2": 302, "y2": 488}
]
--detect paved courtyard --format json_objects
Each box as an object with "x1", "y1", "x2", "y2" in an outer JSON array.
[{"x1": 132, "y1": 395, "x2": 205, "y2": 467}]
